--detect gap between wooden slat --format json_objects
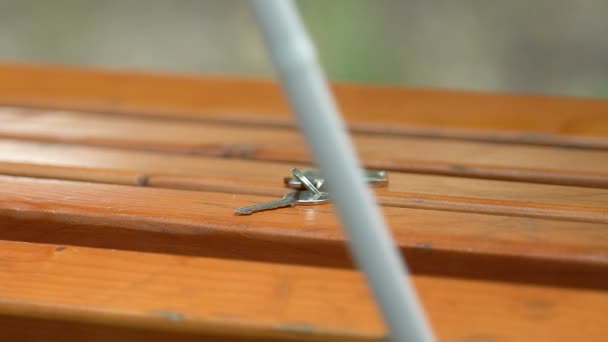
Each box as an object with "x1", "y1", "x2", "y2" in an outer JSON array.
[
  {"x1": 1, "y1": 63, "x2": 607, "y2": 149},
  {"x1": 1, "y1": 175, "x2": 607, "y2": 290},
  {"x1": 0, "y1": 108, "x2": 607, "y2": 189},
  {"x1": 0, "y1": 140, "x2": 606, "y2": 224}
]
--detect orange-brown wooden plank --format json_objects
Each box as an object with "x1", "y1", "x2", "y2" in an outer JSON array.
[
  {"x1": 1, "y1": 175, "x2": 607, "y2": 289},
  {"x1": 1, "y1": 108, "x2": 607, "y2": 188},
  {"x1": 0, "y1": 140, "x2": 606, "y2": 223},
  {"x1": 1, "y1": 240, "x2": 607, "y2": 341},
  {"x1": 0, "y1": 240, "x2": 383, "y2": 342},
  {"x1": 0, "y1": 63, "x2": 607, "y2": 149}
]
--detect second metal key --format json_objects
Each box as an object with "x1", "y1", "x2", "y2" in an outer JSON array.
[{"x1": 234, "y1": 190, "x2": 329, "y2": 215}]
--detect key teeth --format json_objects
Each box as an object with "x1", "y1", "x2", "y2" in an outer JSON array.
[{"x1": 234, "y1": 209, "x2": 252, "y2": 216}]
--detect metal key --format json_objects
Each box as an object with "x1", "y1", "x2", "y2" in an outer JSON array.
[
  {"x1": 234, "y1": 190, "x2": 329, "y2": 215},
  {"x1": 291, "y1": 167, "x2": 323, "y2": 198},
  {"x1": 284, "y1": 169, "x2": 388, "y2": 190}
]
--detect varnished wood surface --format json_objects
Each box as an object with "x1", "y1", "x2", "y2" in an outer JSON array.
[
  {"x1": 0, "y1": 240, "x2": 383, "y2": 342},
  {"x1": 2, "y1": 240, "x2": 607, "y2": 342},
  {"x1": 2, "y1": 175, "x2": 607, "y2": 290},
  {"x1": 0, "y1": 140, "x2": 606, "y2": 223},
  {"x1": 1, "y1": 63, "x2": 607, "y2": 149},
  {"x1": 1, "y1": 63, "x2": 607, "y2": 341},
  {"x1": 1, "y1": 107, "x2": 607, "y2": 188}
]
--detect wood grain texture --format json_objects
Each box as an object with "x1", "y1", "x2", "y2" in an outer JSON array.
[
  {"x1": 1, "y1": 175, "x2": 607, "y2": 290},
  {"x1": 1, "y1": 240, "x2": 607, "y2": 342},
  {"x1": 0, "y1": 240, "x2": 384, "y2": 342},
  {"x1": 0, "y1": 140, "x2": 606, "y2": 223},
  {"x1": 1, "y1": 63, "x2": 608, "y2": 341},
  {"x1": 0, "y1": 63, "x2": 607, "y2": 149},
  {"x1": 1, "y1": 108, "x2": 607, "y2": 188}
]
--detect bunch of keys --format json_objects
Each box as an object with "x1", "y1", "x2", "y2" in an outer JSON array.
[{"x1": 234, "y1": 168, "x2": 388, "y2": 215}]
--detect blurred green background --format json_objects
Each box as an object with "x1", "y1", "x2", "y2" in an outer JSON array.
[{"x1": 1, "y1": 0, "x2": 606, "y2": 98}]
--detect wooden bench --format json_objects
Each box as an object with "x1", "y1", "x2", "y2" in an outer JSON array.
[{"x1": 0, "y1": 63, "x2": 607, "y2": 341}]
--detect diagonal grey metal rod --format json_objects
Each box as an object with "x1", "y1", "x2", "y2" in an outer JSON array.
[{"x1": 249, "y1": 1, "x2": 435, "y2": 341}]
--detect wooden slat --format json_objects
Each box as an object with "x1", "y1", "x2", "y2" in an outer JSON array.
[
  {"x1": 1, "y1": 108, "x2": 607, "y2": 188},
  {"x1": 0, "y1": 63, "x2": 607, "y2": 149},
  {"x1": 1, "y1": 175, "x2": 607, "y2": 290},
  {"x1": 0, "y1": 240, "x2": 383, "y2": 342},
  {"x1": 1, "y1": 240, "x2": 607, "y2": 341},
  {"x1": 0, "y1": 140, "x2": 606, "y2": 223}
]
